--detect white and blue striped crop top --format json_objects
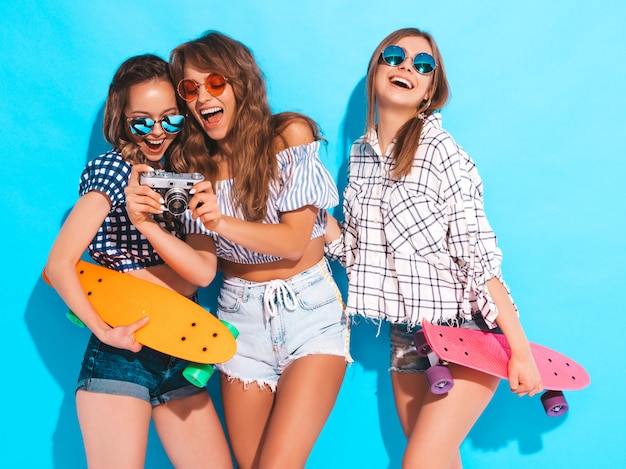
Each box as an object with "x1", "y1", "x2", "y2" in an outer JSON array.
[{"x1": 183, "y1": 141, "x2": 338, "y2": 264}]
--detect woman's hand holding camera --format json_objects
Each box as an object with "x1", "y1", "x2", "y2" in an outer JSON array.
[
  {"x1": 189, "y1": 180, "x2": 222, "y2": 231},
  {"x1": 125, "y1": 164, "x2": 165, "y2": 227}
]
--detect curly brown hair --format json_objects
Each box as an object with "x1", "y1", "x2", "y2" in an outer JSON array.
[
  {"x1": 365, "y1": 28, "x2": 450, "y2": 178},
  {"x1": 169, "y1": 31, "x2": 322, "y2": 221},
  {"x1": 103, "y1": 53, "x2": 185, "y2": 166}
]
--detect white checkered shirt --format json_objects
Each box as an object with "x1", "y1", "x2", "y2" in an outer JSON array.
[{"x1": 326, "y1": 114, "x2": 514, "y2": 328}]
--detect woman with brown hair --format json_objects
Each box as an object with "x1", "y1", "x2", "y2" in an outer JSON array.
[
  {"x1": 45, "y1": 54, "x2": 232, "y2": 469},
  {"x1": 325, "y1": 27, "x2": 542, "y2": 468},
  {"x1": 164, "y1": 31, "x2": 351, "y2": 469}
]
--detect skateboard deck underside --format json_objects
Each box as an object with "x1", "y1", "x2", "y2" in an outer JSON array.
[
  {"x1": 75, "y1": 260, "x2": 236, "y2": 364},
  {"x1": 421, "y1": 320, "x2": 589, "y2": 391}
]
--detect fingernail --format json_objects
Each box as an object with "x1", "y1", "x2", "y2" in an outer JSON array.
[{"x1": 189, "y1": 188, "x2": 196, "y2": 194}]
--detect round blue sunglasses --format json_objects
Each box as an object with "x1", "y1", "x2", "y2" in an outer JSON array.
[
  {"x1": 380, "y1": 45, "x2": 436, "y2": 75},
  {"x1": 126, "y1": 114, "x2": 185, "y2": 136}
]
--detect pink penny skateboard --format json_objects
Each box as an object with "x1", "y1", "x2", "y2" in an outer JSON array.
[{"x1": 414, "y1": 320, "x2": 590, "y2": 417}]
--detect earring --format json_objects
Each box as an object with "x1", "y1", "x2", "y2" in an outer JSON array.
[{"x1": 417, "y1": 97, "x2": 431, "y2": 119}]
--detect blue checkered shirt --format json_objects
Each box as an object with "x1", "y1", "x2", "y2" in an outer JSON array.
[{"x1": 79, "y1": 150, "x2": 181, "y2": 272}]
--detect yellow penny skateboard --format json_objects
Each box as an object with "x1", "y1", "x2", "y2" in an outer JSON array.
[{"x1": 43, "y1": 260, "x2": 238, "y2": 387}]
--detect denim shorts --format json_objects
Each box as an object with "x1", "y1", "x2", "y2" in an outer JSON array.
[
  {"x1": 216, "y1": 258, "x2": 351, "y2": 390},
  {"x1": 77, "y1": 334, "x2": 206, "y2": 407},
  {"x1": 389, "y1": 316, "x2": 498, "y2": 373}
]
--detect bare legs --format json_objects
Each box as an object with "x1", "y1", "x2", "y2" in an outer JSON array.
[
  {"x1": 153, "y1": 392, "x2": 233, "y2": 468},
  {"x1": 221, "y1": 354, "x2": 346, "y2": 469},
  {"x1": 77, "y1": 391, "x2": 152, "y2": 469},
  {"x1": 77, "y1": 390, "x2": 232, "y2": 469},
  {"x1": 392, "y1": 364, "x2": 499, "y2": 469}
]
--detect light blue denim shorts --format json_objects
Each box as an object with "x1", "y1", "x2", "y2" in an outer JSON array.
[
  {"x1": 216, "y1": 258, "x2": 351, "y2": 390},
  {"x1": 390, "y1": 315, "x2": 498, "y2": 373}
]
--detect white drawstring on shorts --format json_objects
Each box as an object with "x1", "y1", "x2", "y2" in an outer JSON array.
[{"x1": 263, "y1": 279, "x2": 297, "y2": 322}]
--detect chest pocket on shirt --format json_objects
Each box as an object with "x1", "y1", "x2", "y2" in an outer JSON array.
[
  {"x1": 381, "y1": 183, "x2": 448, "y2": 260},
  {"x1": 343, "y1": 180, "x2": 365, "y2": 225}
]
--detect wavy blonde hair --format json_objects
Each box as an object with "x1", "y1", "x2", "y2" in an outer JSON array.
[
  {"x1": 169, "y1": 31, "x2": 322, "y2": 221},
  {"x1": 365, "y1": 28, "x2": 450, "y2": 178}
]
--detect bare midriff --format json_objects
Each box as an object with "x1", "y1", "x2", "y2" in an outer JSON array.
[
  {"x1": 219, "y1": 236, "x2": 325, "y2": 282},
  {"x1": 126, "y1": 264, "x2": 198, "y2": 297}
]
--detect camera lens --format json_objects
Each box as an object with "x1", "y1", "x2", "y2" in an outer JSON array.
[{"x1": 164, "y1": 188, "x2": 189, "y2": 215}]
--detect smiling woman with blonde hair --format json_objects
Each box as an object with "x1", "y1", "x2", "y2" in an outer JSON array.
[{"x1": 325, "y1": 27, "x2": 542, "y2": 468}]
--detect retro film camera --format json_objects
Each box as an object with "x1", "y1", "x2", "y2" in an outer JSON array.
[{"x1": 139, "y1": 170, "x2": 204, "y2": 215}]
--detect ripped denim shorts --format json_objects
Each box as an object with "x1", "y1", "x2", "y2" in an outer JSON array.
[
  {"x1": 76, "y1": 291, "x2": 206, "y2": 406},
  {"x1": 216, "y1": 258, "x2": 351, "y2": 391},
  {"x1": 389, "y1": 315, "x2": 498, "y2": 373},
  {"x1": 76, "y1": 335, "x2": 205, "y2": 406}
]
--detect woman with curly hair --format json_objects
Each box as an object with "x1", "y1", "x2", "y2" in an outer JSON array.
[{"x1": 159, "y1": 31, "x2": 351, "y2": 469}]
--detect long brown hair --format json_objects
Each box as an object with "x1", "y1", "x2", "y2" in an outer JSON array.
[
  {"x1": 103, "y1": 54, "x2": 184, "y2": 166},
  {"x1": 169, "y1": 31, "x2": 322, "y2": 221},
  {"x1": 365, "y1": 28, "x2": 450, "y2": 178}
]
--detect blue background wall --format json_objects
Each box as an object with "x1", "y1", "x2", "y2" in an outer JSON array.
[{"x1": 3, "y1": 1, "x2": 625, "y2": 467}]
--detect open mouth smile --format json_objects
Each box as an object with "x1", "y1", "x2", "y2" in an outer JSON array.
[
  {"x1": 145, "y1": 138, "x2": 165, "y2": 151},
  {"x1": 201, "y1": 106, "x2": 224, "y2": 122},
  {"x1": 390, "y1": 76, "x2": 414, "y2": 89}
]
